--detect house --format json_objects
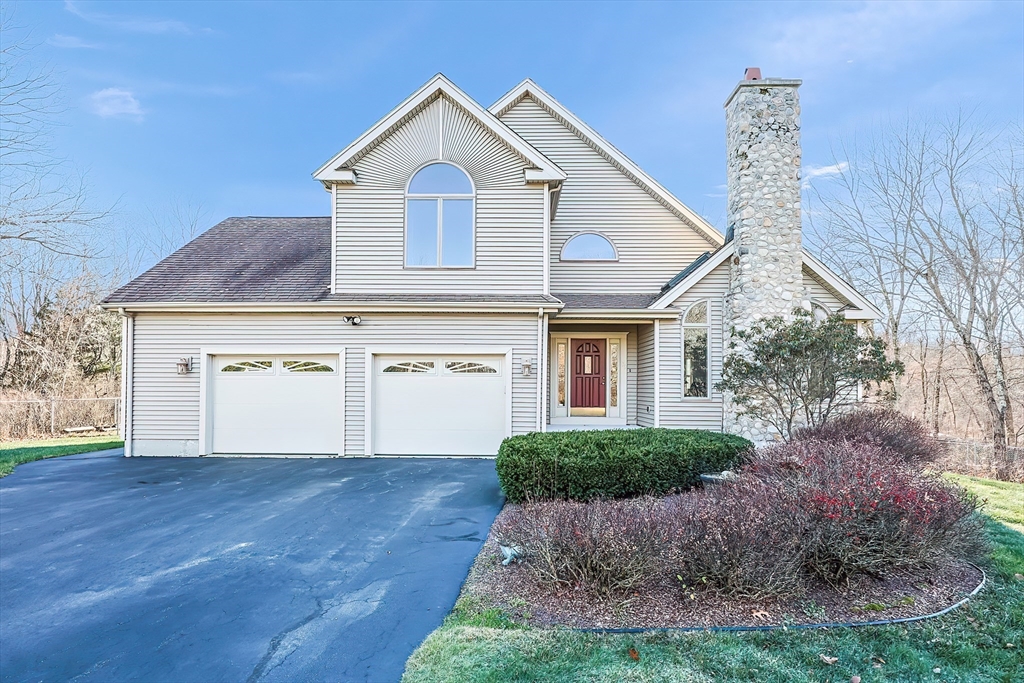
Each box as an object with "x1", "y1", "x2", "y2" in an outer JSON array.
[{"x1": 101, "y1": 70, "x2": 879, "y2": 458}]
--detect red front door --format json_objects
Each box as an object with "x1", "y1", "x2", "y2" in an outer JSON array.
[{"x1": 571, "y1": 339, "x2": 605, "y2": 416}]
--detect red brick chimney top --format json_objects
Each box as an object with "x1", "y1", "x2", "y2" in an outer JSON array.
[{"x1": 744, "y1": 67, "x2": 762, "y2": 81}]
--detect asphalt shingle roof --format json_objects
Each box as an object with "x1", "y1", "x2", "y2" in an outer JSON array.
[
  {"x1": 553, "y1": 293, "x2": 659, "y2": 309},
  {"x1": 103, "y1": 217, "x2": 332, "y2": 304}
]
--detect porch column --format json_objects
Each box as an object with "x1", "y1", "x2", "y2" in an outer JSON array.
[{"x1": 653, "y1": 319, "x2": 661, "y2": 427}]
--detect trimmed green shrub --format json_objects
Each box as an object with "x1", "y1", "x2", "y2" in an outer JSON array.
[{"x1": 495, "y1": 428, "x2": 752, "y2": 503}]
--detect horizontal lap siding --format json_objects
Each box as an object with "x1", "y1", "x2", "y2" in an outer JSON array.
[
  {"x1": 659, "y1": 262, "x2": 729, "y2": 431},
  {"x1": 337, "y1": 96, "x2": 544, "y2": 294},
  {"x1": 636, "y1": 325, "x2": 654, "y2": 427},
  {"x1": 803, "y1": 267, "x2": 846, "y2": 311},
  {"x1": 500, "y1": 97, "x2": 714, "y2": 293},
  {"x1": 627, "y1": 330, "x2": 638, "y2": 425},
  {"x1": 130, "y1": 313, "x2": 539, "y2": 453}
]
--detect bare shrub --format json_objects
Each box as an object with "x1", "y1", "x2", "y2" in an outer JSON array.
[
  {"x1": 492, "y1": 497, "x2": 666, "y2": 596},
  {"x1": 665, "y1": 480, "x2": 804, "y2": 598},
  {"x1": 755, "y1": 439, "x2": 987, "y2": 586},
  {"x1": 794, "y1": 408, "x2": 939, "y2": 466}
]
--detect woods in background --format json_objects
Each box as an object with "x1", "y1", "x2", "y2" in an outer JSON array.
[{"x1": 809, "y1": 115, "x2": 1024, "y2": 462}]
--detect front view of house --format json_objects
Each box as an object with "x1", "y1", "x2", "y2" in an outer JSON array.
[{"x1": 103, "y1": 71, "x2": 879, "y2": 457}]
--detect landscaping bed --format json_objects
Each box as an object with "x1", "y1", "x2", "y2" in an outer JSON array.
[{"x1": 461, "y1": 509, "x2": 984, "y2": 630}]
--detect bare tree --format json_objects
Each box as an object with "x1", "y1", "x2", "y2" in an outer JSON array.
[
  {"x1": 0, "y1": 7, "x2": 106, "y2": 259},
  {"x1": 811, "y1": 114, "x2": 1024, "y2": 468}
]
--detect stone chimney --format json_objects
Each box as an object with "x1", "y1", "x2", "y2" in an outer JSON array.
[{"x1": 723, "y1": 69, "x2": 806, "y2": 441}]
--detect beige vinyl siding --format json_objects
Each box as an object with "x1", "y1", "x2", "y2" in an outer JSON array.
[
  {"x1": 129, "y1": 312, "x2": 539, "y2": 456},
  {"x1": 336, "y1": 95, "x2": 545, "y2": 294},
  {"x1": 659, "y1": 261, "x2": 730, "y2": 431},
  {"x1": 345, "y1": 348, "x2": 365, "y2": 456},
  {"x1": 636, "y1": 324, "x2": 655, "y2": 427},
  {"x1": 802, "y1": 266, "x2": 847, "y2": 312},
  {"x1": 627, "y1": 329, "x2": 638, "y2": 425},
  {"x1": 499, "y1": 96, "x2": 715, "y2": 293}
]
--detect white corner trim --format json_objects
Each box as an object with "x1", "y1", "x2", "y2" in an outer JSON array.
[
  {"x1": 313, "y1": 74, "x2": 565, "y2": 184},
  {"x1": 653, "y1": 319, "x2": 661, "y2": 428},
  {"x1": 122, "y1": 315, "x2": 134, "y2": 456},
  {"x1": 540, "y1": 313, "x2": 549, "y2": 432},
  {"x1": 536, "y1": 310, "x2": 544, "y2": 432},
  {"x1": 490, "y1": 79, "x2": 723, "y2": 247},
  {"x1": 338, "y1": 347, "x2": 347, "y2": 457},
  {"x1": 330, "y1": 183, "x2": 337, "y2": 294},
  {"x1": 801, "y1": 250, "x2": 881, "y2": 319},
  {"x1": 650, "y1": 243, "x2": 736, "y2": 309}
]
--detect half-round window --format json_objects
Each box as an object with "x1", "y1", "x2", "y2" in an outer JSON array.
[
  {"x1": 811, "y1": 300, "x2": 831, "y2": 322},
  {"x1": 406, "y1": 162, "x2": 474, "y2": 268},
  {"x1": 560, "y1": 232, "x2": 617, "y2": 261}
]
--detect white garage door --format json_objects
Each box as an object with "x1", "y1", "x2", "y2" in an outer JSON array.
[
  {"x1": 212, "y1": 355, "x2": 341, "y2": 455},
  {"x1": 374, "y1": 355, "x2": 507, "y2": 456}
]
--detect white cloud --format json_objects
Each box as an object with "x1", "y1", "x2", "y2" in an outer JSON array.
[
  {"x1": 88, "y1": 88, "x2": 143, "y2": 120},
  {"x1": 48, "y1": 34, "x2": 102, "y2": 49},
  {"x1": 65, "y1": 0, "x2": 205, "y2": 35},
  {"x1": 761, "y1": 1, "x2": 986, "y2": 74},
  {"x1": 803, "y1": 162, "x2": 849, "y2": 189}
]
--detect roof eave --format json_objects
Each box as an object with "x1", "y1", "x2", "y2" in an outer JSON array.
[{"x1": 99, "y1": 300, "x2": 565, "y2": 314}]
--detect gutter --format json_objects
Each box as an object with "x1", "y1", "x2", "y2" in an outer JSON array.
[{"x1": 99, "y1": 300, "x2": 566, "y2": 315}]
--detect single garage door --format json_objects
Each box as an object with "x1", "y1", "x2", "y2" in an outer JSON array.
[
  {"x1": 374, "y1": 355, "x2": 507, "y2": 456},
  {"x1": 212, "y1": 355, "x2": 341, "y2": 455}
]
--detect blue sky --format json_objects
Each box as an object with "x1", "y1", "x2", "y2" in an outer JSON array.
[{"x1": 13, "y1": 0, "x2": 1024, "y2": 260}]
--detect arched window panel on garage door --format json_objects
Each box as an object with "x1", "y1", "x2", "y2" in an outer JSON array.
[
  {"x1": 220, "y1": 359, "x2": 274, "y2": 373},
  {"x1": 381, "y1": 360, "x2": 436, "y2": 374},
  {"x1": 282, "y1": 359, "x2": 336, "y2": 373},
  {"x1": 444, "y1": 359, "x2": 499, "y2": 375}
]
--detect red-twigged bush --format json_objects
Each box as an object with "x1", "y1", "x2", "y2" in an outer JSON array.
[
  {"x1": 665, "y1": 479, "x2": 804, "y2": 597},
  {"x1": 754, "y1": 438, "x2": 986, "y2": 585},
  {"x1": 794, "y1": 408, "x2": 940, "y2": 466},
  {"x1": 492, "y1": 497, "x2": 666, "y2": 596}
]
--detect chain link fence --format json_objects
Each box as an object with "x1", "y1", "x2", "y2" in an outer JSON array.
[
  {"x1": 0, "y1": 398, "x2": 120, "y2": 441},
  {"x1": 937, "y1": 437, "x2": 1024, "y2": 483}
]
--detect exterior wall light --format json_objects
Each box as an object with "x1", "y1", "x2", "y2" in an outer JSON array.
[
  {"x1": 522, "y1": 359, "x2": 533, "y2": 377},
  {"x1": 342, "y1": 316, "x2": 362, "y2": 326},
  {"x1": 176, "y1": 357, "x2": 193, "y2": 375}
]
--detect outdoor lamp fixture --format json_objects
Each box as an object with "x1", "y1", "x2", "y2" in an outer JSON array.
[
  {"x1": 341, "y1": 315, "x2": 362, "y2": 326},
  {"x1": 522, "y1": 359, "x2": 533, "y2": 377},
  {"x1": 176, "y1": 357, "x2": 193, "y2": 375}
]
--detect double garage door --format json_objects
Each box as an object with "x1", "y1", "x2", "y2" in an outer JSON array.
[{"x1": 210, "y1": 354, "x2": 506, "y2": 456}]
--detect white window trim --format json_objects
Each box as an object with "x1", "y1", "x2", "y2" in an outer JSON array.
[
  {"x1": 404, "y1": 160, "x2": 476, "y2": 270},
  {"x1": 558, "y1": 230, "x2": 619, "y2": 262},
  {"x1": 680, "y1": 300, "x2": 711, "y2": 400},
  {"x1": 198, "y1": 346, "x2": 346, "y2": 458}
]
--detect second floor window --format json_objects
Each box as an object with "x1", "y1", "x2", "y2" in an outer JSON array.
[{"x1": 406, "y1": 162, "x2": 474, "y2": 267}]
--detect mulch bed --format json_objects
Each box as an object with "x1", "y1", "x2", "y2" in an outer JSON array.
[{"x1": 463, "y1": 506, "x2": 984, "y2": 630}]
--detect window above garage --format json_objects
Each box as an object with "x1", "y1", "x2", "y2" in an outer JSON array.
[{"x1": 405, "y1": 162, "x2": 475, "y2": 269}]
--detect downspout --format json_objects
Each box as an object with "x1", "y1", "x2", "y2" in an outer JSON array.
[
  {"x1": 541, "y1": 311, "x2": 549, "y2": 432},
  {"x1": 543, "y1": 186, "x2": 553, "y2": 296},
  {"x1": 118, "y1": 308, "x2": 134, "y2": 457},
  {"x1": 653, "y1": 319, "x2": 661, "y2": 427},
  {"x1": 330, "y1": 183, "x2": 337, "y2": 294},
  {"x1": 536, "y1": 308, "x2": 544, "y2": 432}
]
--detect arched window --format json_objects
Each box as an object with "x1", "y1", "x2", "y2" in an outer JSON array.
[
  {"x1": 560, "y1": 232, "x2": 617, "y2": 261},
  {"x1": 810, "y1": 300, "x2": 831, "y2": 322},
  {"x1": 406, "y1": 162, "x2": 474, "y2": 267},
  {"x1": 681, "y1": 300, "x2": 709, "y2": 398}
]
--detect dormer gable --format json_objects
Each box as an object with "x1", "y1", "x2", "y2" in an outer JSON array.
[{"x1": 313, "y1": 74, "x2": 565, "y2": 187}]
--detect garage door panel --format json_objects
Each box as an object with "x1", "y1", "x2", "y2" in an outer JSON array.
[
  {"x1": 212, "y1": 355, "x2": 341, "y2": 455},
  {"x1": 374, "y1": 355, "x2": 506, "y2": 456}
]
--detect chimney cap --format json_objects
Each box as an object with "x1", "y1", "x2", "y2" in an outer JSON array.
[{"x1": 744, "y1": 67, "x2": 762, "y2": 81}]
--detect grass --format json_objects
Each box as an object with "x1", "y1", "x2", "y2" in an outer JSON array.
[
  {"x1": 946, "y1": 474, "x2": 1024, "y2": 533},
  {"x1": 402, "y1": 477, "x2": 1024, "y2": 682},
  {"x1": 0, "y1": 435, "x2": 124, "y2": 477}
]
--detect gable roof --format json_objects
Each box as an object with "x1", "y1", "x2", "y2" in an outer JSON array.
[
  {"x1": 313, "y1": 74, "x2": 565, "y2": 186},
  {"x1": 490, "y1": 79, "x2": 724, "y2": 249},
  {"x1": 648, "y1": 242, "x2": 881, "y2": 319}
]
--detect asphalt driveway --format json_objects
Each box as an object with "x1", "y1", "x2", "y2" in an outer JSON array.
[{"x1": 0, "y1": 451, "x2": 504, "y2": 683}]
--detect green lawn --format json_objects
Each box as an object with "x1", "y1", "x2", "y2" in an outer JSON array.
[
  {"x1": 946, "y1": 474, "x2": 1024, "y2": 533},
  {"x1": 0, "y1": 435, "x2": 124, "y2": 477},
  {"x1": 403, "y1": 478, "x2": 1024, "y2": 683}
]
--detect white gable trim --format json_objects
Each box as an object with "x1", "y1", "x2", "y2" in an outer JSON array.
[
  {"x1": 649, "y1": 244, "x2": 735, "y2": 309},
  {"x1": 491, "y1": 79, "x2": 724, "y2": 248},
  {"x1": 650, "y1": 243, "x2": 880, "y2": 320},
  {"x1": 313, "y1": 74, "x2": 565, "y2": 186},
  {"x1": 801, "y1": 251, "x2": 881, "y2": 320}
]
